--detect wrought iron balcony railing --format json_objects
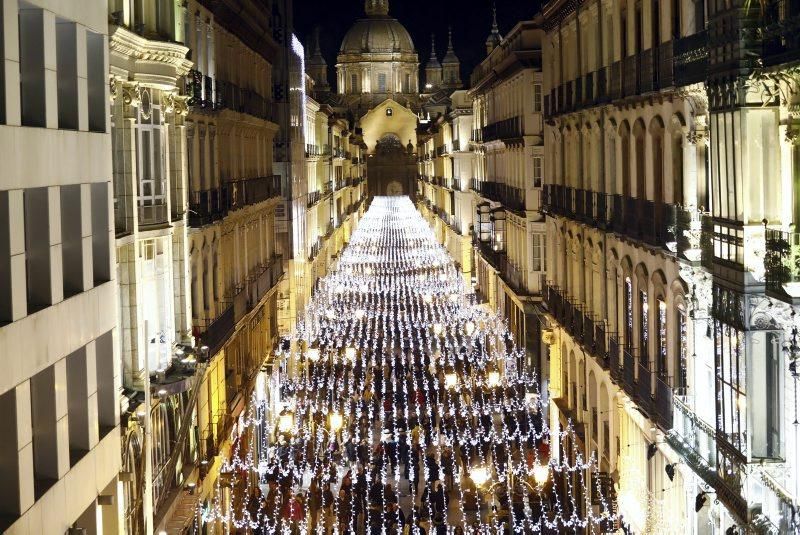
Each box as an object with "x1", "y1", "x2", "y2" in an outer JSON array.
[{"x1": 765, "y1": 228, "x2": 800, "y2": 303}]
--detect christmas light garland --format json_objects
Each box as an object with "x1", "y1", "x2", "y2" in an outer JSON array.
[{"x1": 198, "y1": 196, "x2": 617, "y2": 533}]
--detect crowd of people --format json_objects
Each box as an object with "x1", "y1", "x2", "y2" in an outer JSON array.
[{"x1": 202, "y1": 198, "x2": 613, "y2": 534}]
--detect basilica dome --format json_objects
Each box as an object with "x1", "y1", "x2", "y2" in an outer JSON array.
[
  {"x1": 336, "y1": 0, "x2": 419, "y2": 96},
  {"x1": 340, "y1": 17, "x2": 415, "y2": 55}
]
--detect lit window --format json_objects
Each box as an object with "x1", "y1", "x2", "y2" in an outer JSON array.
[
  {"x1": 533, "y1": 156, "x2": 542, "y2": 188},
  {"x1": 534, "y1": 83, "x2": 542, "y2": 113},
  {"x1": 640, "y1": 290, "x2": 649, "y2": 360},
  {"x1": 531, "y1": 233, "x2": 545, "y2": 272},
  {"x1": 386, "y1": 108, "x2": 393, "y2": 117}
]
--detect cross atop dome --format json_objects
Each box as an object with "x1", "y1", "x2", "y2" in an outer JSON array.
[{"x1": 365, "y1": 0, "x2": 389, "y2": 16}]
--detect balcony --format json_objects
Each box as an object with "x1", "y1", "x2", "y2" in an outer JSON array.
[
  {"x1": 188, "y1": 176, "x2": 281, "y2": 227},
  {"x1": 214, "y1": 79, "x2": 274, "y2": 122},
  {"x1": 186, "y1": 69, "x2": 213, "y2": 109},
  {"x1": 472, "y1": 180, "x2": 525, "y2": 213},
  {"x1": 306, "y1": 144, "x2": 322, "y2": 157},
  {"x1": 672, "y1": 30, "x2": 708, "y2": 87},
  {"x1": 653, "y1": 374, "x2": 674, "y2": 430},
  {"x1": 667, "y1": 396, "x2": 748, "y2": 523},
  {"x1": 635, "y1": 360, "x2": 653, "y2": 413},
  {"x1": 545, "y1": 33, "x2": 707, "y2": 120},
  {"x1": 307, "y1": 190, "x2": 321, "y2": 208},
  {"x1": 193, "y1": 304, "x2": 234, "y2": 357},
  {"x1": 481, "y1": 116, "x2": 523, "y2": 143},
  {"x1": 761, "y1": 1, "x2": 800, "y2": 66},
  {"x1": 188, "y1": 189, "x2": 224, "y2": 227},
  {"x1": 621, "y1": 347, "x2": 637, "y2": 397},
  {"x1": 544, "y1": 283, "x2": 612, "y2": 368},
  {"x1": 543, "y1": 185, "x2": 683, "y2": 255},
  {"x1": 138, "y1": 203, "x2": 169, "y2": 227},
  {"x1": 765, "y1": 228, "x2": 800, "y2": 304}
]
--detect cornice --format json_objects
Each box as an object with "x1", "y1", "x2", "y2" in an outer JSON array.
[{"x1": 109, "y1": 25, "x2": 192, "y2": 83}]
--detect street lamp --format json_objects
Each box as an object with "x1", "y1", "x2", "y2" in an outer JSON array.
[
  {"x1": 533, "y1": 463, "x2": 550, "y2": 487},
  {"x1": 344, "y1": 346, "x2": 357, "y2": 365},
  {"x1": 464, "y1": 321, "x2": 476, "y2": 336},
  {"x1": 328, "y1": 411, "x2": 344, "y2": 433},
  {"x1": 469, "y1": 465, "x2": 490, "y2": 487},
  {"x1": 307, "y1": 347, "x2": 321, "y2": 362},
  {"x1": 487, "y1": 369, "x2": 501, "y2": 388},
  {"x1": 278, "y1": 409, "x2": 295, "y2": 435},
  {"x1": 433, "y1": 323, "x2": 444, "y2": 336},
  {"x1": 444, "y1": 370, "x2": 458, "y2": 390}
]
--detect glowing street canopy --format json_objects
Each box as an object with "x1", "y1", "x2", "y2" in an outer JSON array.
[{"x1": 201, "y1": 196, "x2": 615, "y2": 532}]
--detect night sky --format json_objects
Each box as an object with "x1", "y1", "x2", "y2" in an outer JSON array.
[{"x1": 293, "y1": 0, "x2": 542, "y2": 88}]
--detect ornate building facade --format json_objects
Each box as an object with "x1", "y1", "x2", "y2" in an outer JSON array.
[
  {"x1": 539, "y1": 0, "x2": 799, "y2": 532},
  {"x1": 110, "y1": 0, "x2": 293, "y2": 533}
]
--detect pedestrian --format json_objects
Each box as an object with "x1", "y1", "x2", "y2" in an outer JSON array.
[{"x1": 337, "y1": 488, "x2": 352, "y2": 533}]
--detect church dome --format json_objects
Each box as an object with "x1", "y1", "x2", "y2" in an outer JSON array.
[{"x1": 339, "y1": 16, "x2": 415, "y2": 55}]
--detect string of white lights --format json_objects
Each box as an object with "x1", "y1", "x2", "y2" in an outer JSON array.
[{"x1": 198, "y1": 196, "x2": 617, "y2": 533}]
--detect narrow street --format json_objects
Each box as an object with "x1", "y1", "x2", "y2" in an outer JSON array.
[{"x1": 206, "y1": 197, "x2": 613, "y2": 534}]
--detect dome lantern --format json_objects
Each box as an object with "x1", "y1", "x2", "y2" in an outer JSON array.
[{"x1": 365, "y1": 0, "x2": 389, "y2": 16}]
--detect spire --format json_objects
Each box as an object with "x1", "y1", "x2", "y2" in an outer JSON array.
[
  {"x1": 486, "y1": 3, "x2": 502, "y2": 54},
  {"x1": 443, "y1": 26, "x2": 459, "y2": 64},
  {"x1": 306, "y1": 26, "x2": 330, "y2": 91},
  {"x1": 424, "y1": 33, "x2": 442, "y2": 90},
  {"x1": 428, "y1": 33, "x2": 440, "y2": 64},
  {"x1": 365, "y1": 0, "x2": 389, "y2": 16}
]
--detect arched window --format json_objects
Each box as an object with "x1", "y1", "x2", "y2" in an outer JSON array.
[
  {"x1": 671, "y1": 128, "x2": 684, "y2": 205},
  {"x1": 633, "y1": 119, "x2": 646, "y2": 201},
  {"x1": 639, "y1": 287, "x2": 649, "y2": 362},
  {"x1": 619, "y1": 122, "x2": 631, "y2": 197},
  {"x1": 624, "y1": 275, "x2": 633, "y2": 348},
  {"x1": 656, "y1": 298, "x2": 668, "y2": 377}
]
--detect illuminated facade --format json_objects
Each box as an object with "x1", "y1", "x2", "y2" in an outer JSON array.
[
  {"x1": 419, "y1": 18, "x2": 548, "y2": 381},
  {"x1": 303, "y1": 84, "x2": 367, "y2": 302},
  {"x1": 540, "y1": 0, "x2": 799, "y2": 532},
  {"x1": 0, "y1": 0, "x2": 121, "y2": 532},
  {"x1": 110, "y1": 0, "x2": 291, "y2": 532}
]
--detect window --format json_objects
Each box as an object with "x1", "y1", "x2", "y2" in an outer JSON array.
[
  {"x1": 31, "y1": 365, "x2": 58, "y2": 493},
  {"x1": 676, "y1": 307, "x2": 688, "y2": 391},
  {"x1": 624, "y1": 277, "x2": 633, "y2": 348},
  {"x1": 386, "y1": 107, "x2": 393, "y2": 117},
  {"x1": 136, "y1": 92, "x2": 167, "y2": 225},
  {"x1": 95, "y1": 330, "x2": 117, "y2": 437},
  {"x1": 86, "y1": 30, "x2": 106, "y2": 132},
  {"x1": 92, "y1": 182, "x2": 111, "y2": 284},
  {"x1": 66, "y1": 347, "x2": 90, "y2": 465},
  {"x1": 715, "y1": 321, "x2": 746, "y2": 453},
  {"x1": 351, "y1": 73, "x2": 358, "y2": 93},
  {"x1": 671, "y1": 0, "x2": 681, "y2": 38},
  {"x1": 404, "y1": 73, "x2": 411, "y2": 92},
  {"x1": 19, "y1": 6, "x2": 46, "y2": 127},
  {"x1": 377, "y1": 73, "x2": 387, "y2": 92},
  {"x1": 61, "y1": 185, "x2": 83, "y2": 297},
  {"x1": 56, "y1": 20, "x2": 78, "y2": 129},
  {"x1": 534, "y1": 83, "x2": 542, "y2": 113},
  {"x1": 640, "y1": 290, "x2": 649, "y2": 362},
  {"x1": 25, "y1": 188, "x2": 52, "y2": 312},
  {"x1": 531, "y1": 233, "x2": 545, "y2": 271},
  {"x1": 656, "y1": 299, "x2": 667, "y2": 377},
  {"x1": 533, "y1": 156, "x2": 542, "y2": 187}
]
